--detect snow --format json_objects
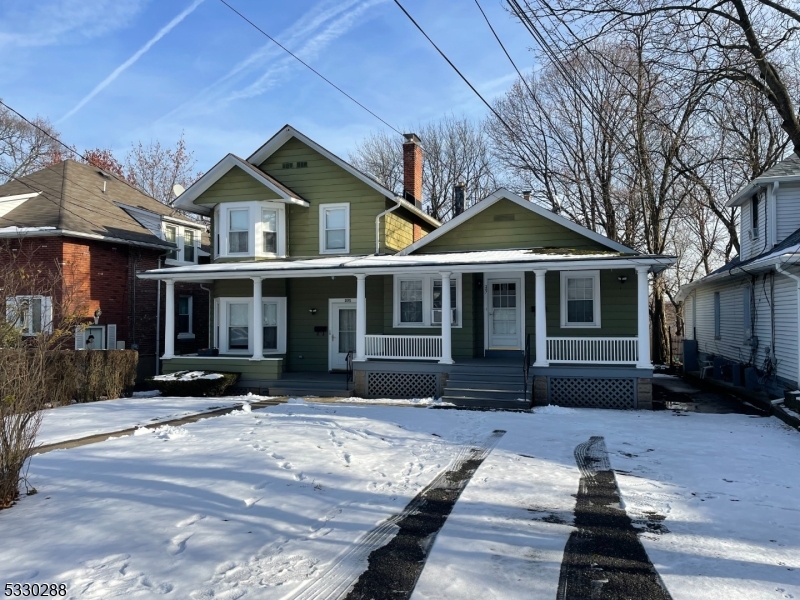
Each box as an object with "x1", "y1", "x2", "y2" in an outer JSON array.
[
  {"x1": 2, "y1": 403, "x2": 798, "y2": 599},
  {"x1": 35, "y1": 395, "x2": 260, "y2": 446},
  {"x1": 0, "y1": 225, "x2": 57, "y2": 234},
  {"x1": 301, "y1": 396, "x2": 452, "y2": 406},
  {"x1": 151, "y1": 370, "x2": 225, "y2": 381},
  {"x1": 131, "y1": 390, "x2": 162, "y2": 398}
]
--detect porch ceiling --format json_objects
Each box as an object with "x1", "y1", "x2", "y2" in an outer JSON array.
[{"x1": 137, "y1": 248, "x2": 675, "y2": 281}]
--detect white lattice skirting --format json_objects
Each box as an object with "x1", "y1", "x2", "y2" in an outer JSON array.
[
  {"x1": 366, "y1": 372, "x2": 438, "y2": 399},
  {"x1": 549, "y1": 377, "x2": 636, "y2": 409}
]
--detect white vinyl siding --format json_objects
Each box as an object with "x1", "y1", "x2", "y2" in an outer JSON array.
[
  {"x1": 740, "y1": 190, "x2": 769, "y2": 260},
  {"x1": 773, "y1": 273, "x2": 799, "y2": 384},
  {"x1": 776, "y1": 183, "x2": 800, "y2": 241}
]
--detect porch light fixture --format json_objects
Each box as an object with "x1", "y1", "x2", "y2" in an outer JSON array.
[
  {"x1": 93, "y1": 307, "x2": 102, "y2": 324},
  {"x1": 309, "y1": 308, "x2": 317, "y2": 315},
  {"x1": 617, "y1": 276, "x2": 628, "y2": 284}
]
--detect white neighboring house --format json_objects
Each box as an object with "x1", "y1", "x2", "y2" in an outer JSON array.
[{"x1": 678, "y1": 154, "x2": 800, "y2": 393}]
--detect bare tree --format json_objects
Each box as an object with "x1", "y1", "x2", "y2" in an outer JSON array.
[
  {"x1": 350, "y1": 116, "x2": 499, "y2": 221},
  {"x1": 509, "y1": 0, "x2": 800, "y2": 153},
  {"x1": 0, "y1": 103, "x2": 63, "y2": 183},
  {"x1": 124, "y1": 133, "x2": 202, "y2": 206}
]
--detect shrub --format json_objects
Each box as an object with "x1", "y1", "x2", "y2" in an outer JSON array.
[
  {"x1": 146, "y1": 371, "x2": 240, "y2": 397},
  {"x1": 46, "y1": 350, "x2": 138, "y2": 405}
]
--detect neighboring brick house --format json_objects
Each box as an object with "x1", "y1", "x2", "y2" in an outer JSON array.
[{"x1": 0, "y1": 159, "x2": 210, "y2": 380}]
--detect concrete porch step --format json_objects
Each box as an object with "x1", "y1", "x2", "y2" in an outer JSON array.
[
  {"x1": 444, "y1": 396, "x2": 531, "y2": 409},
  {"x1": 443, "y1": 388, "x2": 527, "y2": 400},
  {"x1": 269, "y1": 388, "x2": 355, "y2": 398}
]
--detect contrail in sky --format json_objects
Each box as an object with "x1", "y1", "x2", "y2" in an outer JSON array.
[{"x1": 59, "y1": 0, "x2": 205, "y2": 123}]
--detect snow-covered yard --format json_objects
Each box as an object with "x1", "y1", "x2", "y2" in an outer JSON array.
[{"x1": 2, "y1": 400, "x2": 798, "y2": 599}]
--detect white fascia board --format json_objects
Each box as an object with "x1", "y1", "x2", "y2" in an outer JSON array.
[
  {"x1": 137, "y1": 255, "x2": 671, "y2": 281},
  {"x1": 172, "y1": 154, "x2": 309, "y2": 215},
  {"x1": 0, "y1": 192, "x2": 41, "y2": 202},
  {"x1": 398, "y1": 188, "x2": 636, "y2": 255},
  {"x1": 246, "y1": 125, "x2": 441, "y2": 228},
  {"x1": 0, "y1": 227, "x2": 175, "y2": 250},
  {"x1": 727, "y1": 175, "x2": 800, "y2": 207}
]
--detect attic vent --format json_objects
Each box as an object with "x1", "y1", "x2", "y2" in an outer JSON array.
[
  {"x1": 282, "y1": 162, "x2": 294, "y2": 169},
  {"x1": 494, "y1": 214, "x2": 516, "y2": 222},
  {"x1": 296, "y1": 161, "x2": 308, "y2": 168}
]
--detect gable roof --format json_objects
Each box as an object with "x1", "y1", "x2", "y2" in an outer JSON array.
[
  {"x1": 172, "y1": 153, "x2": 310, "y2": 215},
  {"x1": 247, "y1": 125, "x2": 440, "y2": 228},
  {"x1": 727, "y1": 153, "x2": 800, "y2": 206},
  {"x1": 398, "y1": 189, "x2": 637, "y2": 255},
  {"x1": 0, "y1": 160, "x2": 197, "y2": 249}
]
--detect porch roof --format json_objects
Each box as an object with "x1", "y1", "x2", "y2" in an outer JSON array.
[{"x1": 138, "y1": 248, "x2": 675, "y2": 281}]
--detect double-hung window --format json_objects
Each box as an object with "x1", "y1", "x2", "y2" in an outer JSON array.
[
  {"x1": 183, "y1": 229, "x2": 197, "y2": 262},
  {"x1": 228, "y1": 302, "x2": 249, "y2": 349},
  {"x1": 163, "y1": 223, "x2": 199, "y2": 265},
  {"x1": 6, "y1": 295, "x2": 52, "y2": 335},
  {"x1": 394, "y1": 275, "x2": 461, "y2": 327},
  {"x1": 320, "y1": 204, "x2": 349, "y2": 254},
  {"x1": 262, "y1": 208, "x2": 278, "y2": 254},
  {"x1": 214, "y1": 297, "x2": 287, "y2": 353},
  {"x1": 178, "y1": 296, "x2": 193, "y2": 338},
  {"x1": 165, "y1": 225, "x2": 179, "y2": 260},
  {"x1": 560, "y1": 271, "x2": 601, "y2": 328},
  {"x1": 262, "y1": 301, "x2": 278, "y2": 351},
  {"x1": 229, "y1": 209, "x2": 249, "y2": 253}
]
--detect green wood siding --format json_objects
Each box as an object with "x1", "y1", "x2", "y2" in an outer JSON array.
[
  {"x1": 162, "y1": 356, "x2": 283, "y2": 379},
  {"x1": 415, "y1": 198, "x2": 609, "y2": 253},
  {"x1": 259, "y1": 138, "x2": 387, "y2": 257},
  {"x1": 195, "y1": 166, "x2": 281, "y2": 205}
]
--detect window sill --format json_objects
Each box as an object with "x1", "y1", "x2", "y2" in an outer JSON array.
[
  {"x1": 319, "y1": 249, "x2": 349, "y2": 255},
  {"x1": 560, "y1": 323, "x2": 601, "y2": 329},
  {"x1": 177, "y1": 333, "x2": 195, "y2": 340}
]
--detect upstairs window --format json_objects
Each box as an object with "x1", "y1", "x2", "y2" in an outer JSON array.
[
  {"x1": 183, "y1": 229, "x2": 197, "y2": 262},
  {"x1": 320, "y1": 203, "x2": 349, "y2": 254},
  {"x1": 165, "y1": 225, "x2": 179, "y2": 260},
  {"x1": 163, "y1": 223, "x2": 199, "y2": 265},
  {"x1": 560, "y1": 271, "x2": 601, "y2": 328},
  {"x1": 229, "y1": 209, "x2": 249, "y2": 253},
  {"x1": 751, "y1": 195, "x2": 760, "y2": 237},
  {"x1": 262, "y1": 208, "x2": 278, "y2": 254}
]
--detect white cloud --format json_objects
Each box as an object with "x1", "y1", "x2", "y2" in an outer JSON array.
[
  {"x1": 0, "y1": 0, "x2": 148, "y2": 48},
  {"x1": 59, "y1": 0, "x2": 205, "y2": 123}
]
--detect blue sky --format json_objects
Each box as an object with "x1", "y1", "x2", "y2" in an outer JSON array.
[{"x1": 0, "y1": 0, "x2": 536, "y2": 171}]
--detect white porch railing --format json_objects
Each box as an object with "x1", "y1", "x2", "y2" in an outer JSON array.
[
  {"x1": 364, "y1": 334, "x2": 442, "y2": 360},
  {"x1": 546, "y1": 337, "x2": 639, "y2": 364}
]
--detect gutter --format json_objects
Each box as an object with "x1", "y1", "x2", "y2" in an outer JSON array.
[
  {"x1": 776, "y1": 260, "x2": 800, "y2": 390},
  {"x1": 375, "y1": 199, "x2": 402, "y2": 254},
  {"x1": 0, "y1": 228, "x2": 175, "y2": 251}
]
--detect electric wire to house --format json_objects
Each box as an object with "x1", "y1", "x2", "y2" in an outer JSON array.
[{"x1": 216, "y1": 0, "x2": 403, "y2": 136}]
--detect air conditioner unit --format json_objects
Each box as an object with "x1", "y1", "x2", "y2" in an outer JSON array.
[
  {"x1": 748, "y1": 228, "x2": 758, "y2": 240},
  {"x1": 432, "y1": 308, "x2": 458, "y2": 325}
]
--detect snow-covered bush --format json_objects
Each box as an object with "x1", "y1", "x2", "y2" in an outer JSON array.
[{"x1": 146, "y1": 371, "x2": 239, "y2": 397}]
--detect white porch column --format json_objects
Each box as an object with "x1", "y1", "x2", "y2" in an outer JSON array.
[
  {"x1": 636, "y1": 266, "x2": 652, "y2": 368},
  {"x1": 533, "y1": 269, "x2": 548, "y2": 367},
  {"x1": 251, "y1": 277, "x2": 263, "y2": 361},
  {"x1": 163, "y1": 279, "x2": 175, "y2": 359},
  {"x1": 355, "y1": 274, "x2": 367, "y2": 361},
  {"x1": 439, "y1": 271, "x2": 454, "y2": 365}
]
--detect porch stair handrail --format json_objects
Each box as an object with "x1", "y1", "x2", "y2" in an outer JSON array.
[
  {"x1": 364, "y1": 334, "x2": 442, "y2": 360},
  {"x1": 546, "y1": 337, "x2": 639, "y2": 364}
]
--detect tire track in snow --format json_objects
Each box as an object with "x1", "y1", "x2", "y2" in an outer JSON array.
[
  {"x1": 283, "y1": 430, "x2": 506, "y2": 600},
  {"x1": 557, "y1": 436, "x2": 673, "y2": 600}
]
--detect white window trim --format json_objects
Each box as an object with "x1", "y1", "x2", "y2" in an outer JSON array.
[
  {"x1": 560, "y1": 270, "x2": 601, "y2": 328},
  {"x1": 163, "y1": 222, "x2": 201, "y2": 266},
  {"x1": 216, "y1": 296, "x2": 287, "y2": 354},
  {"x1": 392, "y1": 274, "x2": 462, "y2": 328},
  {"x1": 6, "y1": 295, "x2": 52, "y2": 335},
  {"x1": 214, "y1": 201, "x2": 286, "y2": 259},
  {"x1": 177, "y1": 295, "x2": 194, "y2": 340},
  {"x1": 319, "y1": 203, "x2": 350, "y2": 255}
]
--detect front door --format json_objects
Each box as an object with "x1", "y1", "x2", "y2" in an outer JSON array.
[
  {"x1": 487, "y1": 279, "x2": 522, "y2": 349},
  {"x1": 329, "y1": 300, "x2": 357, "y2": 370}
]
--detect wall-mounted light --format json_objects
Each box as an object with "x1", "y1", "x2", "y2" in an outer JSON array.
[
  {"x1": 94, "y1": 307, "x2": 102, "y2": 324},
  {"x1": 309, "y1": 308, "x2": 317, "y2": 315},
  {"x1": 617, "y1": 276, "x2": 628, "y2": 284}
]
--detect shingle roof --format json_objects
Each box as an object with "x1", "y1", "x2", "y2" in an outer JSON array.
[
  {"x1": 0, "y1": 160, "x2": 201, "y2": 248},
  {"x1": 761, "y1": 153, "x2": 800, "y2": 178}
]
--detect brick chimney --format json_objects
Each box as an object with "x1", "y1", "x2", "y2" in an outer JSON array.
[
  {"x1": 453, "y1": 182, "x2": 465, "y2": 217},
  {"x1": 403, "y1": 133, "x2": 423, "y2": 208},
  {"x1": 522, "y1": 190, "x2": 532, "y2": 202}
]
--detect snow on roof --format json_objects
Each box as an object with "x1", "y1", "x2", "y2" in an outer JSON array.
[
  {"x1": 139, "y1": 248, "x2": 674, "y2": 280},
  {"x1": 0, "y1": 226, "x2": 57, "y2": 234}
]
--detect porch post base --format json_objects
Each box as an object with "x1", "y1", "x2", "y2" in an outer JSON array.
[
  {"x1": 437, "y1": 359, "x2": 454, "y2": 365},
  {"x1": 532, "y1": 360, "x2": 549, "y2": 368},
  {"x1": 532, "y1": 375, "x2": 548, "y2": 406}
]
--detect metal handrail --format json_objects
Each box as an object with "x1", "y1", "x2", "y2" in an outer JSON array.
[
  {"x1": 345, "y1": 350, "x2": 354, "y2": 386},
  {"x1": 523, "y1": 333, "x2": 531, "y2": 405}
]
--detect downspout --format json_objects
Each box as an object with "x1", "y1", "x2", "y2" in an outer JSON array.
[
  {"x1": 200, "y1": 284, "x2": 212, "y2": 348},
  {"x1": 155, "y1": 256, "x2": 162, "y2": 376},
  {"x1": 375, "y1": 199, "x2": 402, "y2": 255},
  {"x1": 776, "y1": 261, "x2": 800, "y2": 390}
]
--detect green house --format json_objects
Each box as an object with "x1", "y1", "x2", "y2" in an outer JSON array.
[{"x1": 139, "y1": 126, "x2": 674, "y2": 409}]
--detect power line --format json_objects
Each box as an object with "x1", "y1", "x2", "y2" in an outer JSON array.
[
  {"x1": 391, "y1": 0, "x2": 515, "y2": 135},
  {"x1": 217, "y1": 0, "x2": 403, "y2": 136}
]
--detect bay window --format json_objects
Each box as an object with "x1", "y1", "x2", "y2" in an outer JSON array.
[
  {"x1": 560, "y1": 270, "x2": 601, "y2": 328},
  {"x1": 228, "y1": 209, "x2": 249, "y2": 254},
  {"x1": 262, "y1": 208, "x2": 278, "y2": 254},
  {"x1": 320, "y1": 203, "x2": 349, "y2": 254},
  {"x1": 394, "y1": 275, "x2": 461, "y2": 328}
]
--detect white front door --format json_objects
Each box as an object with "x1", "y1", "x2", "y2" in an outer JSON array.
[
  {"x1": 486, "y1": 278, "x2": 522, "y2": 349},
  {"x1": 329, "y1": 300, "x2": 357, "y2": 370}
]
